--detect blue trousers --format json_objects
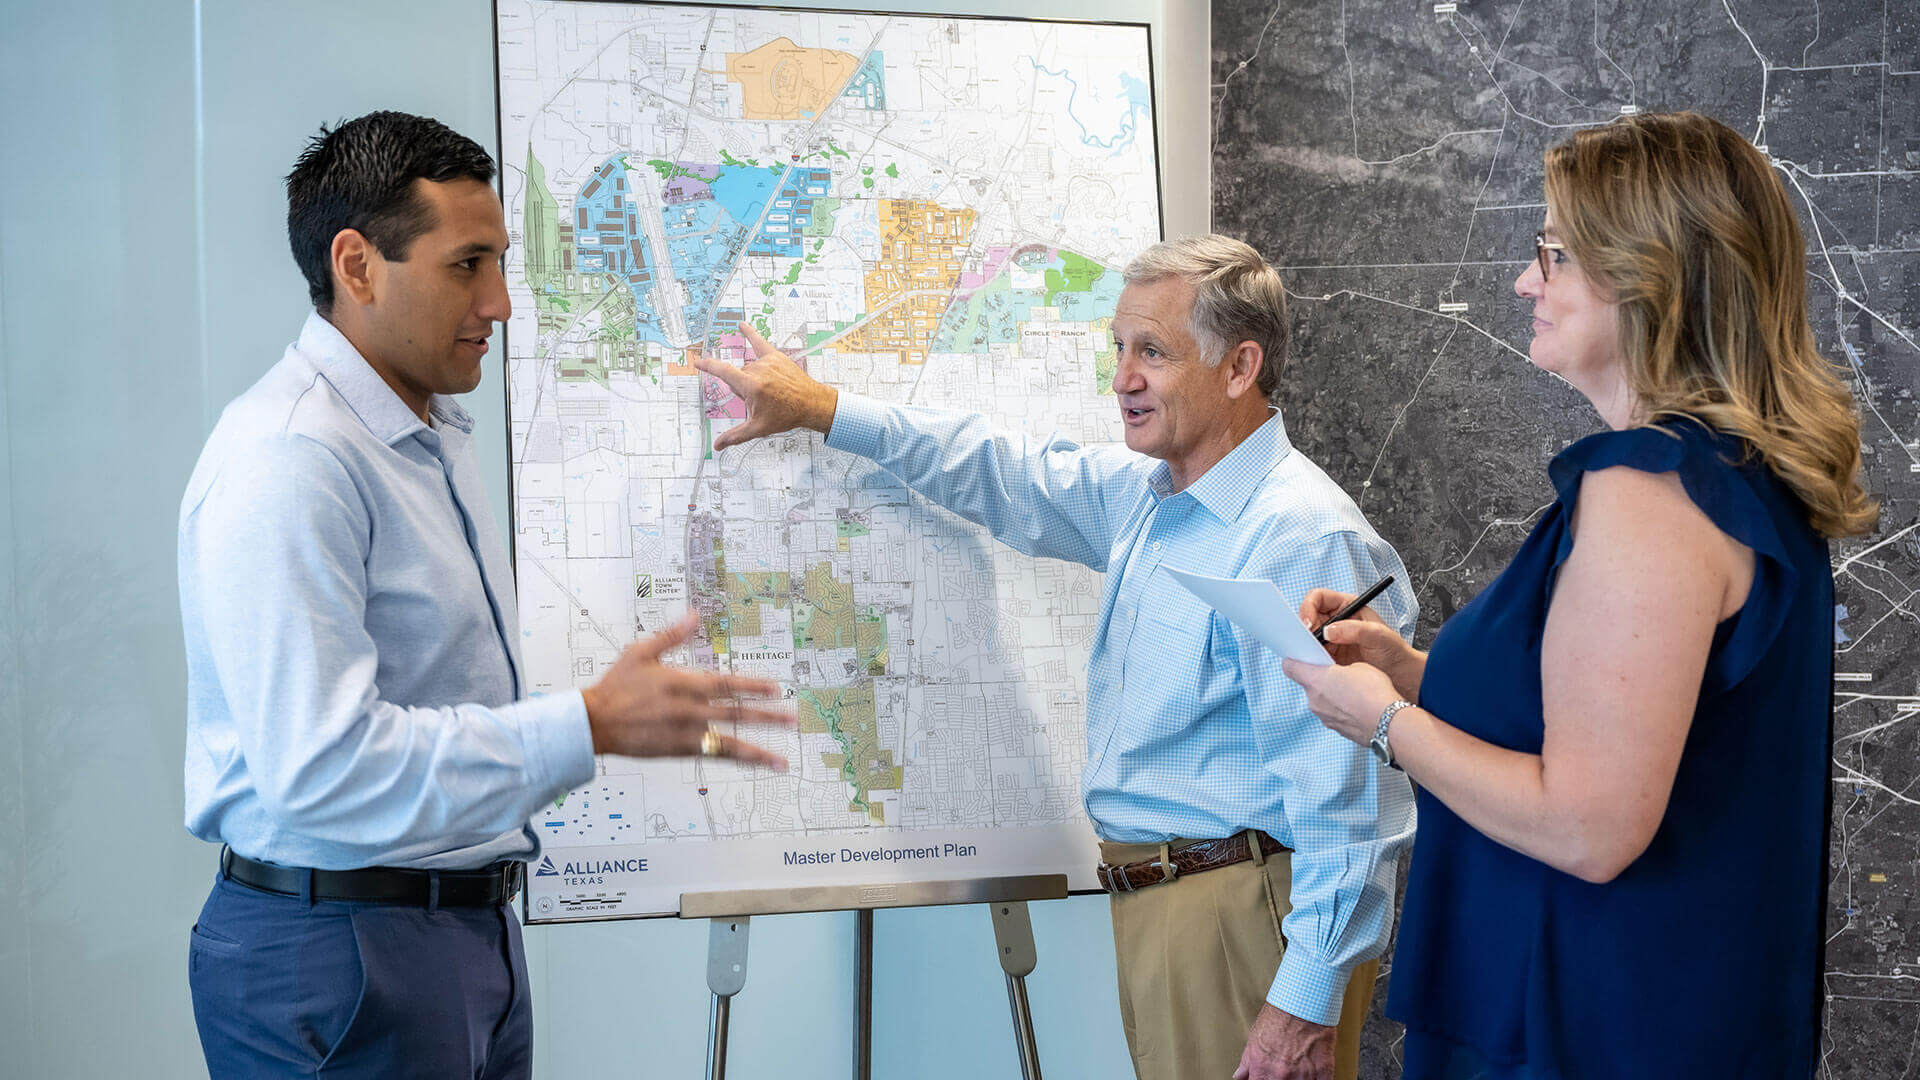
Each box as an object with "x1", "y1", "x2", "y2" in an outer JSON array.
[{"x1": 188, "y1": 871, "x2": 532, "y2": 1079}]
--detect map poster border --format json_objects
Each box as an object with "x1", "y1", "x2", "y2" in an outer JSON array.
[{"x1": 494, "y1": 0, "x2": 1163, "y2": 924}]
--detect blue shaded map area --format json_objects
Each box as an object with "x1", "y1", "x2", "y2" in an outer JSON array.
[
  {"x1": 842, "y1": 51, "x2": 885, "y2": 109},
  {"x1": 575, "y1": 156, "x2": 821, "y2": 341},
  {"x1": 574, "y1": 158, "x2": 650, "y2": 280},
  {"x1": 747, "y1": 168, "x2": 833, "y2": 258},
  {"x1": 573, "y1": 157, "x2": 668, "y2": 345},
  {"x1": 664, "y1": 165, "x2": 783, "y2": 336}
]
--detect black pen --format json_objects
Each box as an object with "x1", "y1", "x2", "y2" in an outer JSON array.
[{"x1": 1311, "y1": 574, "x2": 1395, "y2": 644}]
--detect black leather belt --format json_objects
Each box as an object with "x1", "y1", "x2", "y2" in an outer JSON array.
[{"x1": 221, "y1": 847, "x2": 524, "y2": 907}]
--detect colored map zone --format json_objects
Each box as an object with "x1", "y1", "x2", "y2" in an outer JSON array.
[
  {"x1": 726, "y1": 38, "x2": 860, "y2": 121},
  {"x1": 722, "y1": 569, "x2": 791, "y2": 640},
  {"x1": 798, "y1": 682, "x2": 900, "y2": 823},
  {"x1": 932, "y1": 245, "x2": 1121, "y2": 389},
  {"x1": 658, "y1": 161, "x2": 780, "y2": 341},
  {"x1": 747, "y1": 168, "x2": 833, "y2": 258},
  {"x1": 573, "y1": 158, "x2": 658, "y2": 318},
  {"x1": 840, "y1": 51, "x2": 885, "y2": 110},
  {"x1": 835, "y1": 509, "x2": 870, "y2": 551},
  {"x1": 842, "y1": 200, "x2": 978, "y2": 361},
  {"x1": 687, "y1": 524, "x2": 797, "y2": 655},
  {"x1": 522, "y1": 150, "x2": 654, "y2": 383},
  {"x1": 792, "y1": 560, "x2": 854, "y2": 653}
]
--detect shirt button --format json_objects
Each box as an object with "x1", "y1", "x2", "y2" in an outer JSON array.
[{"x1": 1151, "y1": 541, "x2": 1162, "y2": 552}]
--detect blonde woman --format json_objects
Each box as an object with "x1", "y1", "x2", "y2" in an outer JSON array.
[{"x1": 1285, "y1": 111, "x2": 1875, "y2": 1079}]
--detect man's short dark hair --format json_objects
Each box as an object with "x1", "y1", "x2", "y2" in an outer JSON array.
[{"x1": 286, "y1": 111, "x2": 497, "y2": 313}]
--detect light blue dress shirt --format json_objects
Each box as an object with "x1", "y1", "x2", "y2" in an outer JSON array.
[
  {"x1": 180, "y1": 312, "x2": 594, "y2": 871},
  {"x1": 827, "y1": 396, "x2": 1418, "y2": 1025}
]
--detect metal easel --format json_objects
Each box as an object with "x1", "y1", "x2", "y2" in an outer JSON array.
[{"x1": 681, "y1": 873, "x2": 1067, "y2": 1080}]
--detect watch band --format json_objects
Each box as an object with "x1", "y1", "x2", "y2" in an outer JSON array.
[{"x1": 1372, "y1": 699, "x2": 1415, "y2": 769}]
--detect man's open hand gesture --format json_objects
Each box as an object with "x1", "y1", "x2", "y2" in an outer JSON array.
[
  {"x1": 581, "y1": 614, "x2": 794, "y2": 769},
  {"x1": 691, "y1": 323, "x2": 839, "y2": 451}
]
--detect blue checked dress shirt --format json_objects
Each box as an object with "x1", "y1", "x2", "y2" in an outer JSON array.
[
  {"x1": 827, "y1": 396, "x2": 1419, "y2": 1025},
  {"x1": 179, "y1": 312, "x2": 595, "y2": 871}
]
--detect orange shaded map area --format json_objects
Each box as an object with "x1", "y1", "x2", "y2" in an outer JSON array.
[
  {"x1": 841, "y1": 201, "x2": 978, "y2": 362},
  {"x1": 725, "y1": 38, "x2": 859, "y2": 121}
]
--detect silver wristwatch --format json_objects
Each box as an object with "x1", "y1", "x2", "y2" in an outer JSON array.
[{"x1": 1370, "y1": 700, "x2": 1414, "y2": 770}]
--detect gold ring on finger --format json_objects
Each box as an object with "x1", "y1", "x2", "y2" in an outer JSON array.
[{"x1": 700, "y1": 727, "x2": 725, "y2": 758}]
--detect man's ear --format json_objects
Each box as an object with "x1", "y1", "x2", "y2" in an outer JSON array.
[
  {"x1": 1222, "y1": 340, "x2": 1264, "y2": 400},
  {"x1": 330, "y1": 228, "x2": 379, "y2": 308}
]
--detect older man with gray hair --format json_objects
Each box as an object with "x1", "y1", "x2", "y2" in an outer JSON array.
[{"x1": 696, "y1": 235, "x2": 1416, "y2": 1080}]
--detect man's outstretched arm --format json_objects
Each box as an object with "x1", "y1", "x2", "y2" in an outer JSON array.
[{"x1": 695, "y1": 324, "x2": 1143, "y2": 570}]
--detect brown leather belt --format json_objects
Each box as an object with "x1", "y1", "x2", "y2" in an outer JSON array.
[{"x1": 1096, "y1": 830, "x2": 1289, "y2": 893}]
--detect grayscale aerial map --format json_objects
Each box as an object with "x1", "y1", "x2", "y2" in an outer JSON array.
[{"x1": 1212, "y1": 1, "x2": 1918, "y2": 1075}]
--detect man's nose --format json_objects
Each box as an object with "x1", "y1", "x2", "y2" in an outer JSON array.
[{"x1": 479, "y1": 262, "x2": 512, "y2": 323}]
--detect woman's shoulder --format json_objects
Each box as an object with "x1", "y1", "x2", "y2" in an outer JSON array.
[
  {"x1": 1547, "y1": 417, "x2": 1744, "y2": 503},
  {"x1": 1550, "y1": 417, "x2": 1785, "y2": 551}
]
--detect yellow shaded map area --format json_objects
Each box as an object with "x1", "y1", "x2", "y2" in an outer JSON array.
[
  {"x1": 842, "y1": 200, "x2": 977, "y2": 362},
  {"x1": 725, "y1": 38, "x2": 859, "y2": 121},
  {"x1": 792, "y1": 561, "x2": 855, "y2": 650}
]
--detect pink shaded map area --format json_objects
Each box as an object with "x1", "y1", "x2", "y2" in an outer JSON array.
[{"x1": 699, "y1": 331, "x2": 807, "y2": 419}]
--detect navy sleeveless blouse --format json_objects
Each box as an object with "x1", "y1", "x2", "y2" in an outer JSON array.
[{"x1": 1389, "y1": 421, "x2": 1833, "y2": 1079}]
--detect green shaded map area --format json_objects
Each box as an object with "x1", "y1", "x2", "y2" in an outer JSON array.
[
  {"x1": 1044, "y1": 250, "x2": 1104, "y2": 304},
  {"x1": 797, "y1": 682, "x2": 900, "y2": 823},
  {"x1": 855, "y1": 606, "x2": 888, "y2": 676},
  {"x1": 930, "y1": 247, "x2": 1119, "y2": 358}
]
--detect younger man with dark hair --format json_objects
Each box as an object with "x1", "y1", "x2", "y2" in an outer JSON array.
[{"x1": 180, "y1": 110, "x2": 789, "y2": 1079}]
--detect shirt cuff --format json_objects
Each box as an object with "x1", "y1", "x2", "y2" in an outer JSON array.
[
  {"x1": 823, "y1": 394, "x2": 888, "y2": 457},
  {"x1": 520, "y1": 689, "x2": 596, "y2": 796},
  {"x1": 1266, "y1": 945, "x2": 1354, "y2": 1028}
]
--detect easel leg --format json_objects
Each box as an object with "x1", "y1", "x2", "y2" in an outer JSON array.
[
  {"x1": 706, "y1": 917, "x2": 750, "y2": 1080},
  {"x1": 853, "y1": 908, "x2": 873, "y2": 1080},
  {"x1": 990, "y1": 901, "x2": 1043, "y2": 1080}
]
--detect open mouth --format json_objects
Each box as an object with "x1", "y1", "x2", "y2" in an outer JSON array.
[
  {"x1": 1122, "y1": 406, "x2": 1153, "y2": 424},
  {"x1": 458, "y1": 336, "x2": 491, "y2": 354}
]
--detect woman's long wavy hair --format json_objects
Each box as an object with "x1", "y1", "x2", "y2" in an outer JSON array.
[{"x1": 1544, "y1": 110, "x2": 1877, "y2": 538}]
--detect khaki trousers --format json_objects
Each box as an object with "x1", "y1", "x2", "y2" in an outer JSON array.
[{"x1": 1103, "y1": 838, "x2": 1376, "y2": 1080}]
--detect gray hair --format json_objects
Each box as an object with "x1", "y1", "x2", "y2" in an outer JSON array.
[{"x1": 1122, "y1": 235, "x2": 1290, "y2": 401}]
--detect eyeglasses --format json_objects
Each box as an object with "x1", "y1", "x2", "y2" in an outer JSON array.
[{"x1": 1535, "y1": 231, "x2": 1567, "y2": 282}]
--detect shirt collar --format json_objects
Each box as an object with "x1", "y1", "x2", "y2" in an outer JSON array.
[
  {"x1": 296, "y1": 310, "x2": 474, "y2": 445},
  {"x1": 1147, "y1": 408, "x2": 1293, "y2": 523}
]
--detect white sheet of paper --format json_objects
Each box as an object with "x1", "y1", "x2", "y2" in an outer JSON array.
[{"x1": 1162, "y1": 566, "x2": 1334, "y2": 667}]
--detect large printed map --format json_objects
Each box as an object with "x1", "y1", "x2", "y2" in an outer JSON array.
[{"x1": 496, "y1": 1, "x2": 1161, "y2": 919}]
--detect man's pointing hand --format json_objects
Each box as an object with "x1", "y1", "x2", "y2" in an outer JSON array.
[{"x1": 691, "y1": 322, "x2": 839, "y2": 451}]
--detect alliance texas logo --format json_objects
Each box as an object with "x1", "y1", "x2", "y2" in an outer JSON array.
[{"x1": 534, "y1": 854, "x2": 649, "y2": 886}]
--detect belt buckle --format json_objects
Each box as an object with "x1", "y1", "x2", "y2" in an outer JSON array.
[{"x1": 504, "y1": 860, "x2": 525, "y2": 903}]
